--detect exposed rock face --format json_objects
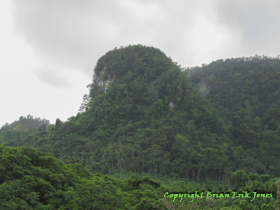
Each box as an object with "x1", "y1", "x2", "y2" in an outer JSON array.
[{"x1": 169, "y1": 102, "x2": 174, "y2": 110}]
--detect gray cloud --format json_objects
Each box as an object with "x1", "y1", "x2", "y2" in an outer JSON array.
[
  {"x1": 12, "y1": 0, "x2": 127, "y2": 76},
  {"x1": 33, "y1": 68, "x2": 71, "y2": 88},
  {"x1": 11, "y1": 0, "x2": 216, "y2": 74},
  {"x1": 11, "y1": 0, "x2": 280, "y2": 77},
  {"x1": 215, "y1": 0, "x2": 280, "y2": 57}
]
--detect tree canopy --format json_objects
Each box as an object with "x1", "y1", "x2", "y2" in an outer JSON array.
[{"x1": 1, "y1": 46, "x2": 280, "y2": 209}]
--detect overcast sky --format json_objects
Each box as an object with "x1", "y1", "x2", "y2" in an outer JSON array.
[{"x1": 1, "y1": 0, "x2": 280, "y2": 127}]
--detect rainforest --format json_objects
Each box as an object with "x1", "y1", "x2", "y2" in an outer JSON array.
[{"x1": 1, "y1": 45, "x2": 280, "y2": 209}]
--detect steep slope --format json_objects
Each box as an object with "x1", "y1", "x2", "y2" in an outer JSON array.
[{"x1": 1, "y1": 45, "x2": 230, "y2": 181}]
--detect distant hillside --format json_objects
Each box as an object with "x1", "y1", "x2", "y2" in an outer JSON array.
[
  {"x1": 0, "y1": 115, "x2": 50, "y2": 144},
  {"x1": 0, "y1": 115, "x2": 50, "y2": 131}
]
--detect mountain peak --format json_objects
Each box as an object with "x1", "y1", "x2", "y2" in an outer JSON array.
[{"x1": 89, "y1": 45, "x2": 176, "y2": 97}]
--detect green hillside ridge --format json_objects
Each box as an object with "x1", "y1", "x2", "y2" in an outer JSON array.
[
  {"x1": 184, "y1": 55, "x2": 280, "y2": 176},
  {"x1": 0, "y1": 115, "x2": 51, "y2": 144},
  {"x1": 0, "y1": 115, "x2": 50, "y2": 136},
  {"x1": 1, "y1": 115, "x2": 50, "y2": 131}
]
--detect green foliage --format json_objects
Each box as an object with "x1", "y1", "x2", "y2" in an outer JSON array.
[
  {"x1": 2, "y1": 46, "x2": 280, "y2": 209},
  {"x1": 231, "y1": 170, "x2": 249, "y2": 189},
  {"x1": 185, "y1": 56, "x2": 280, "y2": 177},
  {"x1": 1, "y1": 45, "x2": 230, "y2": 182},
  {"x1": 0, "y1": 145, "x2": 169, "y2": 209},
  {"x1": 1, "y1": 115, "x2": 50, "y2": 131}
]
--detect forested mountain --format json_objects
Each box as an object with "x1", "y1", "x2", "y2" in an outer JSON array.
[
  {"x1": 1, "y1": 45, "x2": 230, "y2": 180},
  {"x1": 184, "y1": 56, "x2": 280, "y2": 177},
  {"x1": 1, "y1": 45, "x2": 280, "y2": 209}
]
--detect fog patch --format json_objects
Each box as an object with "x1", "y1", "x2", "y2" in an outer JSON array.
[{"x1": 198, "y1": 81, "x2": 210, "y2": 97}]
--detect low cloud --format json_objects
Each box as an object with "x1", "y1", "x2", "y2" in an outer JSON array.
[{"x1": 33, "y1": 68, "x2": 71, "y2": 88}]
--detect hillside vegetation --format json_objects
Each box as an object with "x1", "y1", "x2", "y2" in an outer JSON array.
[
  {"x1": 0, "y1": 145, "x2": 169, "y2": 209},
  {"x1": 1, "y1": 45, "x2": 280, "y2": 209},
  {"x1": 0, "y1": 145, "x2": 277, "y2": 209},
  {"x1": 185, "y1": 55, "x2": 280, "y2": 176},
  {"x1": 1, "y1": 45, "x2": 229, "y2": 180}
]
